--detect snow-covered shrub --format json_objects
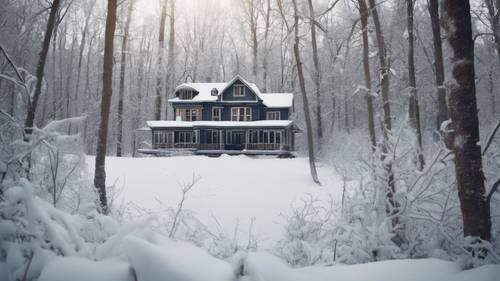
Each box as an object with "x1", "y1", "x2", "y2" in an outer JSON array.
[
  {"x1": 275, "y1": 195, "x2": 336, "y2": 266},
  {"x1": 320, "y1": 120, "x2": 500, "y2": 265}
]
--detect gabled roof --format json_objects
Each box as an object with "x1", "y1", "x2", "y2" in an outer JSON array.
[{"x1": 168, "y1": 75, "x2": 293, "y2": 108}]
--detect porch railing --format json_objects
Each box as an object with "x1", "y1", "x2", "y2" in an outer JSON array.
[
  {"x1": 246, "y1": 143, "x2": 289, "y2": 151},
  {"x1": 153, "y1": 143, "x2": 198, "y2": 149},
  {"x1": 153, "y1": 143, "x2": 289, "y2": 151}
]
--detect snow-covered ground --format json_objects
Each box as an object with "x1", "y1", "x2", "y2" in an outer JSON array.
[{"x1": 88, "y1": 155, "x2": 342, "y2": 248}]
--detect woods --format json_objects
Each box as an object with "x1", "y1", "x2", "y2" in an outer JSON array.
[{"x1": 1, "y1": 0, "x2": 500, "y2": 278}]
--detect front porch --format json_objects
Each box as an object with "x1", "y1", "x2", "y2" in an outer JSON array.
[{"x1": 147, "y1": 124, "x2": 297, "y2": 156}]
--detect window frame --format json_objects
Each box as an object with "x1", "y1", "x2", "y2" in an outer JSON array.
[
  {"x1": 212, "y1": 107, "x2": 222, "y2": 121},
  {"x1": 231, "y1": 107, "x2": 252, "y2": 121},
  {"x1": 266, "y1": 111, "x2": 281, "y2": 120},
  {"x1": 233, "y1": 85, "x2": 245, "y2": 97}
]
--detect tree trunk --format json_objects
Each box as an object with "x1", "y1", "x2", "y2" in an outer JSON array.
[
  {"x1": 444, "y1": 0, "x2": 491, "y2": 242},
  {"x1": 24, "y1": 0, "x2": 61, "y2": 138},
  {"x1": 307, "y1": 0, "x2": 323, "y2": 140},
  {"x1": 262, "y1": 0, "x2": 271, "y2": 92},
  {"x1": 164, "y1": 0, "x2": 176, "y2": 120},
  {"x1": 154, "y1": 1, "x2": 167, "y2": 120},
  {"x1": 407, "y1": 0, "x2": 424, "y2": 170},
  {"x1": 94, "y1": 0, "x2": 118, "y2": 214},
  {"x1": 368, "y1": 0, "x2": 399, "y2": 238},
  {"x1": 74, "y1": 2, "x2": 95, "y2": 117},
  {"x1": 116, "y1": 0, "x2": 134, "y2": 157},
  {"x1": 358, "y1": 0, "x2": 376, "y2": 149},
  {"x1": 292, "y1": 0, "x2": 320, "y2": 185},
  {"x1": 428, "y1": 0, "x2": 448, "y2": 133},
  {"x1": 250, "y1": 0, "x2": 258, "y2": 82}
]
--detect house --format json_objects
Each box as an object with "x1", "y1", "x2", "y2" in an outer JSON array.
[{"x1": 142, "y1": 75, "x2": 298, "y2": 156}]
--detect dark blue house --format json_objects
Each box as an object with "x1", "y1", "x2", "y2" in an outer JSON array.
[{"x1": 144, "y1": 75, "x2": 297, "y2": 156}]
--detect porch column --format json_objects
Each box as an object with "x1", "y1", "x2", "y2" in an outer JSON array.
[
  {"x1": 219, "y1": 129, "x2": 223, "y2": 150},
  {"x1": 245, "y1": 130, "x2": 249, "y2": 150}
]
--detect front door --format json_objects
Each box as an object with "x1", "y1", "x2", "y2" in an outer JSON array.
[{"x1": 226, "y1": 130, "x2": 245, "y2": 150}]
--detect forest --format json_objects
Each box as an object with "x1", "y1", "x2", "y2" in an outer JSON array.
[{"x1": 1, "y1": 0, "x2": 500, "y2": 280}]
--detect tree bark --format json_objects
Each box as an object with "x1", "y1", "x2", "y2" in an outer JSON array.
[
  {"x1": 262, "y1": 0, "x2": 271, "y2": 92},
  {"x1": 116, "y1": 0, "x2": 134, "y2": 157},
  {"x1": 428, "y1": 0, "x2": 448, "y2": 133},
  {"x1": 307, "y1": 0, "x2": 323, "y2": 140},
  {"x1": 164, "y1": 0, "x2": 176, "y2": 120},
  {"x1": 94, "y1": 0, "x2": 118, "y2": 214},
  {"x1": 291, "y1": 0, "x2": 320, "y2": 185},
  {"x1": 444, "y1": 0, "x2": 491, "y2": 242},
  {"x1": 24, "y1": 0, "x2": 61, "y2": 138},
  {"x1": 154, "y1": 1, "x2": 167, "y2": 120},
  {"x1": 407, "y1": 0, "x2": 424, "y2": 169},
  {"x1": 357, "y1": 0, "x2": 376, "y2": 149}
]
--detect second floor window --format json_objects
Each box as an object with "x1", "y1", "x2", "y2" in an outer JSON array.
[
  {"x1": 178, "y1": 90, "x2": 195, "y2": 99},
  {"x1": 212, "y1": 107, "x2": 221, "y2": 121},
  {"x1": 176, "y1": 108, "x2": 200, "y2": 121},
  {"x1": 233, "y1": 85, "x2": 245, "y2": 97},
  {"x1": 231, "y1": 107, "x2": 251, "y2": 121},
  {"x1": 266, "y1": 111, "x2": 281, "y2": 120}
]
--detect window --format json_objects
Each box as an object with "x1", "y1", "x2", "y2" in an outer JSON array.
[
  {"x1": 266, "y1": 111, "x2": 281, "y2": 120},
  {"x1": 175, "y1": 108, "x2": 201, "y2": 121},
  {"x1": 206, "y1": 130, "x2": 220, "y2": 144},
  {"x1": 211, "y1": 88, "x2": 219, "y2": 96},
  {"x1": 153, "y1": 130, "x2": 173, "y2": 144},
  {"x1": 233, "y1": 85, "x2": 245, "y2": 97},
  {"x1": 175, "y1": 131, "x2": 196, "y2": 143},
  {"x1": 231, "y1": 107, "x2": 251, "y2": 121},
  {"x1": 212, "y1": 107, "x2": 222, "y2": 121},
  {"x1": 177, "y1": 90, "x2": 195, "y2": 100}
]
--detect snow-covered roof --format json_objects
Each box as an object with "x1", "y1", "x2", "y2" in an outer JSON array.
[
  {"x1": 146, "y1": 120, "x2": 294, "y2": 128},
  {"x1": 173, "y1": 82, "x2": 227, "y2": 102},
  {"x1": 168, "y1": 75, "x2": 293, "y2": 108}
]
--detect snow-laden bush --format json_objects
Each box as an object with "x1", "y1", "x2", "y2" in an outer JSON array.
[{"x1": 313, "y1": 121, "x2": 500, "y2": 266}]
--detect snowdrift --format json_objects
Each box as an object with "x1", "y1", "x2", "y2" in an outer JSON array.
[{"x1": 36, "y1": 231, "x2": 500, "y2": 281}]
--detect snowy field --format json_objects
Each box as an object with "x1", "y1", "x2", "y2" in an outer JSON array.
[{"x1": 88, "y1": 155, "x2": 342, "y2": 248}]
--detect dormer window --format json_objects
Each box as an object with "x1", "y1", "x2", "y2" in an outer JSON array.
[
  {"x1": 211, "y1": 88, "x2": 219, "y2": 96},
  {"x1": 233, "y1": 85, "x2": 245, "y2": 97},
  {"x1": 177, "y1": 90, "x2": 195, "y2": 100}
]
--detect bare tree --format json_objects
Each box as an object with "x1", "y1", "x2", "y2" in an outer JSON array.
[
  {"x1": 307, "y1": 0, "x2": 323, "y2": 140},
  {"x1": 74, "y1": 0, "x2": 96, "y2": 118},
  {"x1": 94, "y1": 0, "x2": 118, "y2": 214},
  {"x1": 243, "y1": 0, "x2": 259, "y2": 81},
  {"x1": 428, "y1": 0, "x2": 448, "y2": 134},
  {"x1": 164, "y1": 0, "x2": 176, "y2": 120},
  {"x1": 24, "y1": 0, "x2": 62, "y2": 139},
  {"x1": 292, "y1": 0, "x2": 320, "y2": 184},
  {"x1": 357, "y1": 0, "x2": 376, "y2": 149},
  {"x1": 117, "y1": 0, "x2": 134, "y2": 156},
  {"x1": 444, "y1": 0, "x2": 491, "y2": 242},
  {"x1": 154, "y1": 1, "x2": 167, "y2": 120},
  {"x1": 367, "y1": 0, "x2": 399, "y2": 239},
  {"x1": 406, "y1": 0, "x2": 424, "y2": 169}
]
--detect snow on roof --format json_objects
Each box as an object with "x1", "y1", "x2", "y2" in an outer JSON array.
[
  {"x1": 146, "y1": 120, "x2": 293, "y2": 128},
  {"x1": 169, "y1": 75, "x2": 293, "y2": 108},
  {"x1": 173, "y1": 82, "x2": 227, "y2": 102}
]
